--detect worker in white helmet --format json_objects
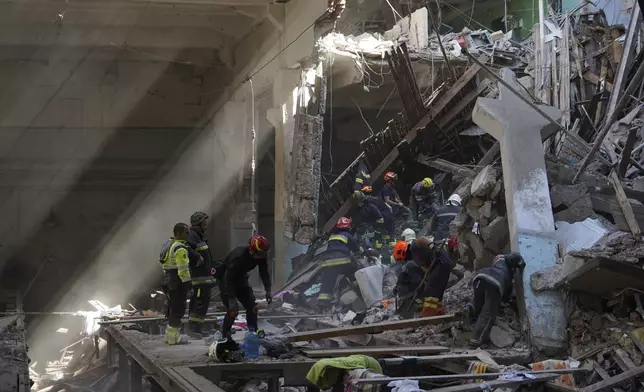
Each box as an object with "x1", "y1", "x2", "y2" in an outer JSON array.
[
  {"x1": 401, "y1": 228, "x2": 416, "y2": 243},
  {"x1": 430, "y1": 194, "x2": 462, "y2": 242}
]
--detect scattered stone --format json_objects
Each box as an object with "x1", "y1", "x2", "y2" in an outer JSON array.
[
  {"x1": 480, "y1": 216, "x2": 509, "y2": 253},
  {"x1": 479, "y1": 201, "x2": 493, "y2": 219},
  {"x1": 530, "y1": 265, "x2": 564, "y2": 292},
  {"x1": 466, "y1": 198, "x2": 485, "y2": 220},
  {"x1": 590, "y1": 313, "x2": 603, "y2": 330},
  {"x1": 634, "y1": 177, "x2": 644, "y2": 192},
  {"x1": 489, "y1": 325, "x2": 518, "y2": 348},
  {"x1": 562, "y1": 254, "x2": 585, "y2": 276},
  {"x1": 471, "y1": 165, "x2": 497, "y2": 197},
  {"x1": 449, "y1": 211, "x2": 469, "y2": 235},
  {"x1": 490, "y1": 179, "x2": 504, "y2": 199},
  {"x1": 550, "y1": 184, "x2": 594, "y2": 223}
]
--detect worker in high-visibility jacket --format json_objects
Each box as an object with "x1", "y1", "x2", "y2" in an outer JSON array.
[
  {"x1": 186, "y1": 211, "x2": 216, "y2": 337},
  {"x1": 159, "y1": 223, "x2": 193, "y2": 345},
  {"x1": 318, "y1": 217, "x2": 362, "y2": 309},
  {"x1": 352, "y1": 160, "x2": 372, "y2": 192}
]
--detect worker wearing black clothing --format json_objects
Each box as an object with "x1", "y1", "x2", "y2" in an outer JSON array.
[
  {"x1": 353, "y1": 160, "x2": 372, "y2": 191},
  {"x1": 430, "y1": 194, "x2": 462, "y2": 242},
  {"x1": 217, "y1": 235, "x2": 272, "y2": 341},
  {"x1": 407, "y1": 237, "x2": 452, "y2": 317},
  {"x1": 393, "y1": 241, "x2": 424, "y2": 317},
  {"x1": 410, "y1": 178, "x2": 439, "y2": 221},
  {"x1": 186, "y1": 212, "x2": 216, "y2": 337},
  {"x1": 159, "y1": 223, "x2": 193, "y2": 345},
  {"x1": 317, "y1": 217, "x2": 362, "y2": 309},
  {"x1": 354, "y1": 191, "x2": 395, "y2": 250},
  {"x1": 466, "y1": 252, "x2": 525, "y2": 347}
]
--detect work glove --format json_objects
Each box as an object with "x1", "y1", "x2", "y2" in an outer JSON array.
[{"x1": 265, "y1": 291, "x2": 273, "y2": 304}]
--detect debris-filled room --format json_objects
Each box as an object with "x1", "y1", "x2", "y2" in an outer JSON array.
[{"x1": 2, "y1": 0, "x2": 644, "y2": 391}]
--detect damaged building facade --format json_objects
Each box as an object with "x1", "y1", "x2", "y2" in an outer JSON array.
[{"x1": 3, "y1": 0, "x2": 644, "y2": 391}]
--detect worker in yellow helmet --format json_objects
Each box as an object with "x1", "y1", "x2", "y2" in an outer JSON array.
[
  {"x1": 410, "y1": 177, "x2": 439, "y2": 222},
  {"x1": 159, "y1": 223, "x2": 193, "y2": 345}
]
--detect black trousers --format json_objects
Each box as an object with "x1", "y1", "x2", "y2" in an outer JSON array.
[
  {"x1": 188, "y1": 285, "x2": 211, "y2": 331},
  {"x1": 318, "y1": 262, "x2": 358, "y2": 305},
  {"x1": 164, "y1": 277, "x2": 188, "y2": 328},
  {"x1": 423, "y1": 261, "x2": 452, "y2": 301},
  {"x1": 219, "y1": 279, "x2": 257, "y2": 337},
  {"x1": 471, "y1": 278, "x2": 502, "y2": 344}
]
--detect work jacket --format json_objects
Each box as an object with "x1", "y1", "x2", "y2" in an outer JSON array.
[
  {"x1": 323, "y1": 229, "x2": 361, "y2": 266},
  {"x1": 187, "y1": 229, "x2": 216, "y2": 287},
  {"x1": 359, "y1": 196, "x2": 392, "y2": 224},
  {"x1": 217, "y1": 246, "x2": 272, "y2": 294},
  {"x1": 353, "y1": 161, "x2": 372, "y2": 191},
  {"x1": 159, "y1": 238, "x2": 192, "y2": 288},
  {"x1": 396, "y1": 259, "x2": 424, "y2": 297},
  {"x1": 411, "y1": 182, "x2": 438, "y2": 203},
  {"x1": 474, "y1": 254, "x2": 518, "y2": 302},
  {"x1": 431, "y1": 204, "x2": 461, "y2": 241}
]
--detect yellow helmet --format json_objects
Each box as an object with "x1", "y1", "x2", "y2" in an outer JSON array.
[{"x1": 421, "y1": 177, "x2": 433, "y2": 188}]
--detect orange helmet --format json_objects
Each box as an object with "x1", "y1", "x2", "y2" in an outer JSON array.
[
  {"x1": 384, "y1": 171, "x2": 397, "y2": 182},
  {"x1": 360, "y1": 185, "x2": 373, "y2": 194},
  {"x1": 393, "y1": 240, "x2": 409, "y2": 261}
]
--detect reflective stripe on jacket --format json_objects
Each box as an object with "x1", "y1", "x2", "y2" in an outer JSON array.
[{"x1": 160, "y1": 238, "x2": 192, "y2": 283}]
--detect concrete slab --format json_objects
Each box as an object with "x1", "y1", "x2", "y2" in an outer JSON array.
[
  {"x1": 472, "y1": 68, "x2": 566, "y2": 353},
  {"x1": 564, "y1": 256, "x2": 644, "y2": 295}
]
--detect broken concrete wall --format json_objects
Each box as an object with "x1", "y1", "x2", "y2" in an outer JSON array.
[
  {"x1": 288, "y1": 113, "x2": 324, "y2": 243},
  {"x1": 0, "y1": 316, "x2": 29, "y2": 392}
]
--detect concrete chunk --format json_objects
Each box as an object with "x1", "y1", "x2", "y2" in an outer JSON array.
[
  {"x1": 490, "y1": 325, "x2": 519, "y2": 348},
  {"x1": 550, "y1": 184, "x2": 595, "y2": 223},
  {"x1": 449, "y1": 211, "x2": 469, "y2": 235},
  {"x1": 471, "y1": 165, "x2": 497, "y2": 197},
  {"x1": 480, "y1": 201, "x2": 494, "y2": 219},
  {"x1": 466, "y1": 198, "x2": 485, "y2": 220},
  {"x1": 490, "y1": 179, "x2": 504, "y2": 199},
  {"x1": 480, "y1": 216, "x2": 509, "y2": 253}
]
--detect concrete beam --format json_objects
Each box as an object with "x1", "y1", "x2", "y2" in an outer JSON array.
[{"x1": 472, "y1": 68, "x2": 566, "y2": 354}]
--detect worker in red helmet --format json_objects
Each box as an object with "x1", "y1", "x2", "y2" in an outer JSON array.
[
  {"x1": 381, "y1": 171, "x2": 411, "y2": 226},
  {"x1": 214, "y1": 235, "x2": 272, "y2": 345},
  {"x1": 317, "y1": 217, "x2": 362, "y2": 309}
]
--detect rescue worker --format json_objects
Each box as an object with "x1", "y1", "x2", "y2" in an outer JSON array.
[
  {"x1": 465, "y1": 252, "x2": 525, "y2": 347},
  {"x1": 410, "y1": 177, "x2": 439, "y2": 221},
  {"x1": 353, "y1": 160, "x2": 372, "y2": 192},
  {"x1": 354, "y1": 191, "x2": 395, "y2": 250},
  {"x1": 217, "y1": 235, "x2": 272, "y2": 346},
  {"x1": 186, "y1": 212, "x2": 216, "y2": 337},
  {"x1": 392, "y1": 240, "x2": 423, "y2": 318},
  {"x1": 401, "y1": 228, "x2": 416, "y2": 243},
  {"x1": 159, "y1": 223, "x2": 193, "y2": 345},
  {"x1": 318, "y1": 217, "x2": 362, "y2": 309},
  {"x1": 412, "y1": 237, "x2": 453, "y2": 317},
  {"x1": 430, "y1": 194, "x2": 462, "y2": 242}
]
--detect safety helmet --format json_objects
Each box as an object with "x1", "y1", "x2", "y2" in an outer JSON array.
[
  {"x1": 393, "y1": 240, "x2": 409, "y2": 261},
  {"x1": 384, "y1": 171, "x2": 397, "y2": 182},
  {"x1": 249, "y1": 235, "x2": 270, "y2": 256},
  {"x1": 360, "y1": 185, "x2": 373, "y2": 194},
  {"x1": 447, "y1": 194, "x2": 462, "y2": 206},
  {"x1": 190, "y1": 211, "x2": 209, "y2": 225},
  {"x1": 447, "y1": 235, "x2": 458, "y2": 250},
  {"x1": 335, "y1": 217, "x2": 352, "y2": 230},
  {"x1": 421, "y1": 178, "x2": 433, "y2": 188},
  {"x1": 401, "y1": 228, "x2": 416, "y2": 242}
]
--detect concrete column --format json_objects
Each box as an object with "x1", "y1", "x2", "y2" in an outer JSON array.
[
  {"x1": 472, "y1": 68, "x2": 567, "y2": 353},
  {"x1": 268, "y1": 69, "x2": 306, "y2": 288}
]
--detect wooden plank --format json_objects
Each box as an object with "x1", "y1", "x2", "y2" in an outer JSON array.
[
  {"x1": 437, "y1": 81, "x2": 489, "y2": 128},
  {"x1": 618, "y1": 128, "x2": 638, "y2": 178},
  {"x1": 609, "y1": 169, "x2": 642, "y2": 238},
  {"x1": 583, "y1": 365, "x2": 644, "y2": 392},
  {"x1": 412, "y1": 63, "x2": 482, "y2": 131},
  {"x1": 302, "y1": 345, "x2": 450, "y2": 358},
  {"x1": 353, "y1": 370, "x2": 585, "y2": 385},
  {"x1": 582, "y1": 71, "x2": 614, "y2": 92},
  {"x1": 284, "y1": 314, "x2": 457, "y2": 342},
  {"x1": 167, "y1": 367, "x2": 226, "y2": 392},
  {"x1": 417, "y1": 155, "x2": 477, "y2": 178}
]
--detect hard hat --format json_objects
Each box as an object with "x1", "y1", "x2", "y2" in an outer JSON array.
[
  {"x1": 190, "y1": 211, "x2": 209, "y2": 225},
  {"x1": 360, "y1": 185, "x2": 373, "y2": 194},
  {"x1": 249, "y1": 235, "x2": 270, "y2": 256},
  {"x1": 421, "y1": 178, "x2": 433, "y2": 188},
  {"x1": 335, "y1": 217, "x2": 352, "y2": 230},
  {"x1": 414, "y1": 236, "x2": 433, "y2": 249},
  {"x1": 384, "y1": 171, "x2": 397, "y2": 182},
  {"x1": 447, "y1": 235, "x2": 458, "y2": 250},
  {"x1": 401, "y1": 228, "x2": 416, "y2": 242},
  {"x1": 447, "y1": 194, "x2": 462, "y2": 206},
  {"x1": 393, "y1": 240, "x2": 409, "y2": 261}
]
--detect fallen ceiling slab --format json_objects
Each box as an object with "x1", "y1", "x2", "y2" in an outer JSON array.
[{"x1": 284, "y1": 314, "x2": 458, "y2": 342}]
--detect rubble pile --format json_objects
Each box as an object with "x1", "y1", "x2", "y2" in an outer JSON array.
[{"x1": 0, "y1": 316, "x2": 30, "y2": 392}]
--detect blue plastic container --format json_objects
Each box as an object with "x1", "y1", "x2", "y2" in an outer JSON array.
[{"x1": 242, "y1": 331, "x2": 260, "y2": 359}]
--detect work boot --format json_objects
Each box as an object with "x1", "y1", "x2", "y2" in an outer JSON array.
[{"x1": 463, "y1": 304, "x2": 475, "y2": 330}]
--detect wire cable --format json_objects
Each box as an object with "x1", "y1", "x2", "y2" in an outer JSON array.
[{"x1": 249, "y1": 78, "x2": 257, "y2": 235}]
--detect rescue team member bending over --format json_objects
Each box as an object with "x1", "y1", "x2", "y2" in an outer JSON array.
[
  {"x1": 186, "y1": 212, "x2": 216, "y2": 338},
  {"x1": 354, "y1": 191, "x2": 395, "y2": 249},
  {"x1": 217, "y1": 235, "x2": 272, "y2": 346},
  {"x1": 352, "y1": 160, "x2": 372, "y2": 192},
  {"x1": 411, "y1": 237, "x2": 453, "y2": 317},
  {"x1": 159, "y1": 223, "x2": 193, "y2": 345},
  {"x1": 318, "y1": 217, "x2": 362, "y2": 310},
  {"x1": 430, "y1": 194, "x2": 462, "y2": 242},
  {"x1": 392, "y1": 240, "x2": 424, "y2": 318},
  {"x1": 410, "y1": 177, "x2": 439, "y2": 221},
  {"x1": 465, "y1": 252, "x2": 525, "y2": 347}
]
